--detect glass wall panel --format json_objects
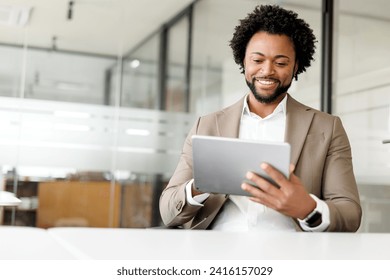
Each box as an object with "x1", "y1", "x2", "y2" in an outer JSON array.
[
  {"x1": 0, "y1": 1, "x2": 196, "y2": 229},
  {"x1": 0, "y1": 26, "x2": 26, "y2": 225},
  {"x1": 166, "y1": 15, "x2": 189, "y2": 112},
  {"x1": 190, "y1": 0, "x2": 322, "y2": 115},
  {"x1": 24, "y1": 50, "x2": 116, "y2": 105},
  {"x1": 0, "y1": 1, "x2": 123, "y2": 228},
  {"x1": 121, "y1": 33, "x2": 160, "y2": 109},
  {"x1": 0, "y1": 46, "x2": 23, "y2": 98},
  {"x1": 334, "y1": 0, "x2": 390, "y2": 232}
]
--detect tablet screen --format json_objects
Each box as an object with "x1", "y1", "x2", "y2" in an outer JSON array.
[{"x1": 192, "y1": 135, "x2": 290, "y2": 196}]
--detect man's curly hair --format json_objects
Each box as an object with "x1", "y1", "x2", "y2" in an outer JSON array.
[{"x1": 229, "y1": 5, "x2": 317, "y2": 77}]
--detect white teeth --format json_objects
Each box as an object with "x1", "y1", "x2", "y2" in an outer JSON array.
[{"x1": 256, "y1": 79, "x2": 275, "y2": 85}]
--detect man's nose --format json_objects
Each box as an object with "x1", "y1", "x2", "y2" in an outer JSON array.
[{"x1": 259, "y1": 61, "x2": 275, "y2": 76}]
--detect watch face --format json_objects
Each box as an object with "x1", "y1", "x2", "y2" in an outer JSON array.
[{"x1": 305, "y1": 211, "x2": 322, "y2": 226}]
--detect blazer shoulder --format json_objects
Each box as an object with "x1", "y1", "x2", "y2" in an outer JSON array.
[
  {"x1": 195, "y1": 96, "x2": 245, "y2": 137},
  {"x1": 201, "y1": 96, "x2": 245, "y2": 118},
  {"x1": 288, "y1": 95, "x2": 340, "y2": 122}
]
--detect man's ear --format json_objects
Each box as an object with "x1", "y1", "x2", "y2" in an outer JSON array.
[
  {"x1": 294, "y1": 60, "x2": 299, "y2": 76},
  {"x1": 293, "y1": 60, "x2": 299, "y2": 80},
  {"x1": 241, "y1": 59, "x2": 246, "y2": 74}
]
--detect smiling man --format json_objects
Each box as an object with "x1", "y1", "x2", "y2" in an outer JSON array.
[
  {"x1": 159, "y1": 5, "x2": 362, "y2": 232},
  {"x1": 244, "y1": 31, "x2": 297, "y2": 117}
]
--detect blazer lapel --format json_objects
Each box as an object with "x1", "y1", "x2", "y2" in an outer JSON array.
[
  {"x1": 215, "y1": 96, "x2": 245, "y2": 138},
  {"x1": 285, "y1": 95, "x2": 315, "y2": 166}
]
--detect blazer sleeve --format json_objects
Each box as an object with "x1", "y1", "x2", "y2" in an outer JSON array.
[
  {"x1": 296, "y1": 115, "x2": 362, "y2": 232},
  {"x1": 159, "y1": 118, "x2": 203, "y2": 227},
  {"x1": 322, "y1": 116, "x2": 362, "y2": 232}
]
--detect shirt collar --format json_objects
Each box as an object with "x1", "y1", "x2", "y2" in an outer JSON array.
[{"x1": 242, "y1": 94, "x2": 288, "y2": 119}]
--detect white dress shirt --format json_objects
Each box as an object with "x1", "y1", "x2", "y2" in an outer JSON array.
[{"x1": 186, "y1": 94, "x2": 330, "y2": 232}]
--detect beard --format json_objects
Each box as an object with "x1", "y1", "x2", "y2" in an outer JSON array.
[{"x1": 246, "y1": 77, "x2": 292, "y2": 104}]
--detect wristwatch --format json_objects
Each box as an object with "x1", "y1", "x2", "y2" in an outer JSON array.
[{"x1": 303, "y1": 208, "x2": 322, "y2": 227}]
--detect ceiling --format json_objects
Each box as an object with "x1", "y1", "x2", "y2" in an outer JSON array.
[
  {"x1": 0, "y1": 0, "x2": 195, "y2": 57},
  {"x1": 0, "y1": 0, "x2": 389, "y2": 59}
]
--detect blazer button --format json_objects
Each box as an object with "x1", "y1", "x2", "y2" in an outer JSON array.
[{"x1": 176, "y1": 201, "x2": 183, "y2": 211}]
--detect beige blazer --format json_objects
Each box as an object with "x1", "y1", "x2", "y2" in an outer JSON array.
[{"x1": 159, "y1": 95, "x2": 362, "y2": 232}]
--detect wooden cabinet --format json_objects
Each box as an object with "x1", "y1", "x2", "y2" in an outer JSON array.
[
  {"x1": 37, "y1": 181, "x2": 121, "y2": 228},
  {"x1": 2, "y1": 178, "x2": 159, "y2": 228},
  {"x1": 120, "y1": 182, "x2": 153, "y2": 228}
]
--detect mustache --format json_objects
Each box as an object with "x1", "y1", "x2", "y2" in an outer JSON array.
[{"x1": 253, "y1": 76, "x2": 279, "y2": 82}]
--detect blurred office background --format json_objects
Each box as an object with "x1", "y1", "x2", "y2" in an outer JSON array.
[{"x1": 0, "y1": 0, "x2": 389, "y2": 232}]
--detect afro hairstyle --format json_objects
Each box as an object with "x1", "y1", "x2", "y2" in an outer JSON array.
[{"x1": 229, "y1": 5, "x2": 317, "y2": 77}]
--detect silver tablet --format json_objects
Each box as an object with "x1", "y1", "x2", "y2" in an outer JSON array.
[{"x1": 192, "y1": 135, "x2": 290, "y2": 196}]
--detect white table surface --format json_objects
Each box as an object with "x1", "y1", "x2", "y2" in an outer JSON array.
[
  {"x1": 45, "y1": 227, "x2": 390, "y2": 260},
  {"x1": 2, "y1": 226, "x2": 390, "y2": 260},
  {"x1": 0, "y1": 226, "x2": 76, "y2": 259}
]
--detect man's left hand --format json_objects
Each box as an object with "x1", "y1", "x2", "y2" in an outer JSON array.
[{"x1": 241, "y1": 163, "x2": 316, "y2": 219}]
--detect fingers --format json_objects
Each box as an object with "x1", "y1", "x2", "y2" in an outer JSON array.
[
  {"x1": 241, "y1": 181, "x2": 277, "y2": 208},
  {"x1": 241, "y1": 163, "x2": 292, "y2": 196},
  {"x1": 241, "y1": 181, "x2": 264, "y2": 197},
  {"x1": 242, "y1": 169, "x2": 280, "y2": 195},
  {"x1": 240, "y1": 162, "x2": 309, "y2": 218},
  {"x1": 260, "y1": 163, "x2": 289, "y2": 187}
]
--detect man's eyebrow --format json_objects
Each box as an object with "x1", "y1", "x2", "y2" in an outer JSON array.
[
  {"x1": 250, "y1": 52, "x2": 291, "y2": 60},
  {"x1": 250, "y1": 52, "x2": 265, "y2": 56}
]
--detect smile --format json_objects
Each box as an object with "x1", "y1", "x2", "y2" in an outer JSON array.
[{"x1": 254, "y1": 78, "x2": 278, "y2": 85}]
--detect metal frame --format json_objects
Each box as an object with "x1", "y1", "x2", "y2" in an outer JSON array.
[{"x1": 321, "y1": 0, "x2": 334, "y2": 114}]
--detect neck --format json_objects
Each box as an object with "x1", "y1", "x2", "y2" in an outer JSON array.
[{"x1": 247, "y1": 93, "x2": 286, "y2": 118}]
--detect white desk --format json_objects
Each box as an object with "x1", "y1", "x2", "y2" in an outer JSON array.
[
  {"x1": 46, "y1": 227, "x2": 390, "y2": 260},
  {"x1": 0, "y1": 226, "x2": 76, "y2": 259},
  {"x1": 1, "y1": 226, "x2": 390, "y2": 260}
]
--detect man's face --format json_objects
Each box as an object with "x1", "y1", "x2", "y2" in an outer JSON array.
[{"x1": 243, "y1": 31, "x2": 298, "y2": 104}]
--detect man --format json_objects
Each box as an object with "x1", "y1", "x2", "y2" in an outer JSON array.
[{"x1": 159, "y1": 5, "x2": 362, "y2": 232}]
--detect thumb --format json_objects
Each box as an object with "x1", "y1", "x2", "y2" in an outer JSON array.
[
  {"x1": 289, "y1": 164, "x2": 296, "y2": 174},
  {"x1": 289, "y1": 164, "x2": 302, "y2": 184}
]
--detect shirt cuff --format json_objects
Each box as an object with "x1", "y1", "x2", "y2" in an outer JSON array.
[
  {"x1": 298, "y1": 194, "x2": 330, "y2": 232},
  {"x1": 185, "y1": 179, "x2": 210, "y2": 206}
]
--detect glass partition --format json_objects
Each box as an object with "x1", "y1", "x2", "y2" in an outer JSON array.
[
  {"x1": 0, "y1": 96, "x2": 194, "y2": 227},
  {"x1": 165, "y1": 14, "x2": 190, "y2": 112},
  {"x1": 0, "y1": 1, "x2": 195, "y2": 229},
  {"x1": 23, "y1": 50, "x2": 115, "y2": 105},
  {"x1": 0, "y1": 26, "x2": 26, "y2": 225},
  {"x1": 121, "y1": 33, "x2": 160, "y2": 109},
  {"x1": 0, "y1": 51, "x2": 120, "y2": 227},
  {"x1": 0, "y1": 46, "x2": 24, "y2": 98}
]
